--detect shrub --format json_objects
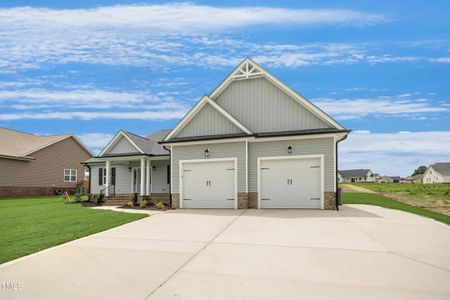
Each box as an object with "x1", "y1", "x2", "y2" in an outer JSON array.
[
  {"x1": 140, "y1": 200, "x2": 149, "y2": 208},
  {"x1": 133, "y1": 193, "x2": 139, "y2": 206},
  {"x1": 126, "y1": 201, "x2": 134, "y2": 208},
  {"x1": 96, "y1": 193, "x2": 105, "y2": 206},
  {"x1": 155, "y1": 201, "x2": 165, "y2": 209},
  {"x1": 74, "y1": 193, "x2": 82, "y2": 202}
]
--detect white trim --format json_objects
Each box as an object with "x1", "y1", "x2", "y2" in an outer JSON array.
[
  {"x1": 245, "y1": 140, "x2": 248, "y2": 193},
  {"x1": 333, "y1": 138, "x2": 337, "y2": 191},
  {"x1": 179, "y1": 157, "x2": 238, "y2": 209},
  {"x1": 164, "y1": 96, "x2": 252, "y2": 141},
  {"x1": 150, "y1": 161, "x2": 153, "y2": 193},
  {"x1": 146, "y1": 160, "x2": 150, "y2": 195},
  {"x1": 209, "y1": 58, "x2": 344, "y2": 130},
  {"x1": 170, "y1": 146, "x2": 173, "y2": 195},
  {"x1": 140, "y1": 158, "x2": 145, "y2": 196},
  {"x1": 99, "y1": 131, "x2": 144, "y2": 156},
  {"x1": 105, "y1": 161, "x2": 110, "y2": 196},
  {"x1": 257, "y1": 154, "x2": 324, "y2": 209},
  {"x1": 63, "y1": 168, "x2": 77, "y2": 183},
  {"x1": 101, "y1": 155, "x2": 168, "y2": 162},
  {"x1": 165, "y1": 132, "x2": 344, "y2": 147}
]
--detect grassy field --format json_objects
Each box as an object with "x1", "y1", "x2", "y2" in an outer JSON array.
[
  {"x1": 0, "y1": 196, "x2": 147, "y2": 264},
  {"x1": 343, "y1": 192, "x2": 450, "y2": 225},
  {"x1": 342, "y1": 183, "x2": 450, "y2": 215}
]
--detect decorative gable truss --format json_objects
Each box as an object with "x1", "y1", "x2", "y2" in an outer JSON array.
[
  {"x1": 210, "y1": 58, "x2": 345, "y2": 131},
  {"x1": 165, "y1": 96, "x2": 252, "y2": 141},
  {"x1": 98, "y1": 131, "x2": 144, "y2": 156}
]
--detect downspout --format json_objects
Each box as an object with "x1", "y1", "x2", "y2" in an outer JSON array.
[
  {"x1": 335, "y1": 133, "x2": 349, "y2": 210},
  {"x1": 163, "y1": 146, "x2": 172, "y2": 208},
  {"x1": 81, "y1": 163, "x2": 91, "y2": 194}
]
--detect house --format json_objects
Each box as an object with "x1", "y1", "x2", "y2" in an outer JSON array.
[
  {"x1": 82, "y1": 130, "x2": 171, "y2": 203},
  {"x1": 412, "y1": 174, "x2": 424, "y2": 184},
  {"x1": 338, "y1": 169, "x2": 375, "y2": 182},
  {"x1": 86, "y1": 58, "x2": 349, "y2": 209},
  {"x1": 0, "y1": 128, "x2": 93, "y2": 196},
  {"x1": 423, "y1": 162, "x2": 450, "y2": 184}
]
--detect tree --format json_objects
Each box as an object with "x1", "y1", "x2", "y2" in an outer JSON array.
[{"x1": 412, "y1": 166, "x2": 427, "y2": 176}]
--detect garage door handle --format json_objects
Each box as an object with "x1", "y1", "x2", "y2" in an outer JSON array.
[
  {"x1": 184, "y1": 198, "x2": 192, "y2": 201},
  {"x1": 310, "y1": 198, "x2": 320, "y2": 200},
  {"x1": 261, "y1": 198, "x2": 270, "y2": 200},
  {"x1": 226, "y1": 198, "x2": 235, "y2": 201},
  {"x1": 310, "y1": 166, "x2": 320, "y2": 168}
]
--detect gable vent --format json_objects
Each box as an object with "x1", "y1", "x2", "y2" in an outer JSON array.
[{"x1": 233, "y1": 61, "x2": 262, "y2": 79}]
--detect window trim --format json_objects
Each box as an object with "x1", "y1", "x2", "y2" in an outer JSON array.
[{"x1": 64, "y1": 169, "x2": 77, "y2": 182}]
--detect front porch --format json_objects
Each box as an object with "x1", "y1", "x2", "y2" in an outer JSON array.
[{"x1": 90, "y1": 155, "x2": 170, "y2": 205}]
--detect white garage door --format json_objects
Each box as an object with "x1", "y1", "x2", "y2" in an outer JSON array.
[
  {"x1": 181, "y1": 159, "x2": 236, "y2": 208},
  {"x1": 259, "y1": 157, "x2": 322, "y2": 208}
]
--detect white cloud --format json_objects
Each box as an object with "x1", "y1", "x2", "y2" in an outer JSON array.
[
  {"x1": 0, "y1": 4, "x2": 386, "y2": 32},
  {"x1": 339, "y1": 131, "x2": 450, "y2": 176},
  {"x1": 314, "y1": 95, "x2": 448, "y2": 120},
  {"x1": 431, "y1": 57, "x2": 450, "y2": 63}
]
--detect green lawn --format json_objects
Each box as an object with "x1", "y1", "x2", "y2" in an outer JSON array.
[
  {"x1": 344, "y1": 192, "x2": 450, "y2": 225},
  {"x1": 0, "y1": 196, "x2": 147, "y2": 264}
]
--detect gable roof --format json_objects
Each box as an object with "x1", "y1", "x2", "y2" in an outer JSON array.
[
  {"x1": 164, "y1": 96, "x2": 252, "y2": 141},
  {"x1": 0, "y1": 127, "x2": 93, "y2": 160},
  {"x1": 338, "y1": 169, "x2": 371, "y2": 177},
  {"x1": 98, "y1": 130, "x2": 169, "y2": 157},
  {"x1": 210, "y1": 58, "x2": 345, "y2": 130},
  {"x1": 430, "y1": 162, "x2": 450, "y2": 176}
]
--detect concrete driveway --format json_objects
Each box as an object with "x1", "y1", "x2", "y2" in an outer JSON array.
[{"x1": 1, "y1": 205, "x2": 449, "y2": 300}]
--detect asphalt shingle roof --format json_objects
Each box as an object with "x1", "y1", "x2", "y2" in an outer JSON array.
[
  {"x1": 338, "y1": 169, "x2": 371, "y2": 178},
  {"x1": 0, "y1": 127, "x2": 71, "y2": 158},
  {"x1": 431, "y1": 162, "x2": 450, "y2": 176}
]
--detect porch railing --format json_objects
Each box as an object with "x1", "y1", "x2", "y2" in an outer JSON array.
[{"x1": 100, "y1": 184, "x2": 115, "y2": 197}]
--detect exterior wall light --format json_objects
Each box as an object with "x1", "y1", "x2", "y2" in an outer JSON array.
[
  {"x1": 204, "y1": 148, "x2": 210, "y2": 157},
  {"x1": 287, "y1": 145, "x2": 293, "y2": 154}
]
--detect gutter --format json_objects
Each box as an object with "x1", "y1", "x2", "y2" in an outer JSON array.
[
  {"x1": 335, "y1": 132, "x2": 350, "y2": 210},
  {"x1": 162, "y1": 146, "x2": 172, "y2": 208}
]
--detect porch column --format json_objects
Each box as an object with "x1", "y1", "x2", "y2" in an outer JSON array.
[
  {"x1": 140, "y1": 158, "x2": 145, "y2": 196},
  {"x1": 105, "y1": 160, "x2": 110, "y2": 196},
  {"x1": 146, "y1": 160, "x2": 150, "y2": 195}
]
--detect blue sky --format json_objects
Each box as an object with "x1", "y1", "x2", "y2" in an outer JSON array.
[{"x1": 0, "y1": 1, "x2": 449, "y2": 175}]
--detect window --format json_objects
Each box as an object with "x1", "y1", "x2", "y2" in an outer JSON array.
[
  {"x1": 98, "y1": 168, "x2": 107, "y2": 185},
  {"x1": 64, "y1": 169, "x2": 77, "y2": 182}
]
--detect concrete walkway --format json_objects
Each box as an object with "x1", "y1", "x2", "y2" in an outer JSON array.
[
  {"x1": 340, "y1": 184, "x2": 377, "y2": 193},
  {"x1": 0, "y1": 205, "x2": 449, "y2": 300}
]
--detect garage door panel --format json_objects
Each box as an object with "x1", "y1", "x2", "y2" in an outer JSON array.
[
  {"x1": 182, "y1": 160, "x2": 235, "y2": 208},
  {"x1": 260, "y1": 157, "x2": 322, "y2": 208}
]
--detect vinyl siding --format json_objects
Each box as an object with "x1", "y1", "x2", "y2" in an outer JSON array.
[
  {"x1": 108, "y1": 136, "x2": 140, "y2": 154},
  {"x1": 176, "y1": 103, "x2": 243, "y2": 138},
  {"x1": 90, "y1": 160, "x2": 170, "y2": 194},
  {"x1": 214, "y1": 77, "x2": 331, "y2": 132},
  {"x1": 0, "y1": 137, "x2": 92, "y2": 187},
  {"x1": 248, "y1": 137, "x2": 335, "y2": 192},
  {"x1": 151, "y1": 160, "x2": 170, "y2": 193},
  {"x1": 171, "y1": 142, "x2": 246, "y2": 193}
]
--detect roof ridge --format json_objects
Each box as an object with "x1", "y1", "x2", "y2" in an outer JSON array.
[
  {"x1": 123, "y1": 130, "x2": 150, "y2": 141},
  {"x1": 0, "y1": 127, "x2": 38, "y2": 136}
]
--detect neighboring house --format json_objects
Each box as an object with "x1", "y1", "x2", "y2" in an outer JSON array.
[
  {"x1": 82, "y1": 130, "x2": 171, "y2": 203},
  {"x1": 423, "y1": 162, "x2": 450, "y2": 184},
  {"x1": 0, "y1": 128, "x2": 93, "y2": 196},
  {"x1": 159, "y1": 58, "x2": 349, "y2": 210},
  {"x1": 338, "y1": 169, "x2": 375, "y2": 182},
  {"x1": 412, "y1": 174, "x2": 424, "y2": 184}
]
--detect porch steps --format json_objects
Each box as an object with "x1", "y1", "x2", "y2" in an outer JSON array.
[{"x1": 103, "y1": 195, "x2": 135, "y2": 206}]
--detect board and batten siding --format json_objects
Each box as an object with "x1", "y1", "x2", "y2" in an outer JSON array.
[
  {"x1": 214, "y1": 77, "x2": 331, "y2": 133},
  {"x1": 248, "y1": 137, "x2": 335, "y2": 192},
  {"x1": 0, "y1": 137, "x2": 91, "y2": 188},
  {"x1": 176, "y1": 103, "x2": 243, "y2": 138},
  {"x1": 108, "y1": 136, "x2": 139, "y2": 154},
  {"x1": 171, "y1": 142, "x2": 246, "y2": 193}
]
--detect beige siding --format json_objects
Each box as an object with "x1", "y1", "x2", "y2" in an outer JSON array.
[
  {"x1": 171, "y1": 142, "x2": 246, "y2": 193},
  {"x1": 176, "y1": 103, "x2": 243, "y2": 138},
  {"x1": 248, "y1": 137, "x2": 335, "y2": 192},
  {"x1": 108, "y1": 136, "x2": 139, "y2": 154},
  {"x1": 214, "y1": 77, "x2": 331, "y2": 133},
  {"x1": 0, "y1": 137, "x2": 92, "y2": 187}
]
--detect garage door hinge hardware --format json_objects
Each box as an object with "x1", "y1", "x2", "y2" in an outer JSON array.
[
  {"x1": 310, "y1": 166, "x2": 320, "y2": 168},
  {"x1": 261, "y1": 198, "x2": 270, "y2": 200},
  {"x1": 310, "y1": 198, "x2": 320, "y2": 200}
]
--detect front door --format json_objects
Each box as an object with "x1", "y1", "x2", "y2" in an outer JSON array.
[{"x1": 132, "y1": 168, "x2": 141, "y2": 193}]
